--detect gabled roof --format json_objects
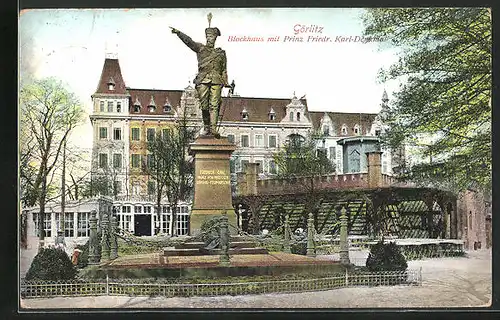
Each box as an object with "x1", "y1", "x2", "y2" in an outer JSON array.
[
  {"x1": 308, "y1": 111, "x2": 378, "y2": 135},
  {"x1": 128, "y1": 89, "x2": 183, "y2": 115},
  {"x1": 94, "y1": 58, "x2": 128, "y2": 95},
  {"x1": 220, "y1": 96, "x2": 308, "y2": 123}
]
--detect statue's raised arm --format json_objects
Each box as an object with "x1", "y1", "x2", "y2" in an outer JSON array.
[
  {"x1": 169, "y1": 14, "x2": 227, "y2": 138},
  {"x1": 170, "y1": 26, "x2": 202, "y2": 53}
]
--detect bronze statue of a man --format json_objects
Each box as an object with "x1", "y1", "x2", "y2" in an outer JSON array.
[{"x1": 170, "y1": 22, "x2": 228, "y2": 138}]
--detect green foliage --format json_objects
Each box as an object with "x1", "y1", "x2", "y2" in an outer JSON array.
[
  {"x1": 363, "y1": 8, "x2": 491, "y2": 192},
  {"x1": 199, "y1": 216, "x2": 224, "y2": 247},
  {"x1": 26, "y1": 247, "x2": 77, "y2": 281},
  {"x1": 74, "y1": 242, "x2": 89, "y2": 268},
  {"x1": 273, "y1": 134, "x2": 335, "y2": 181},
  {"x1": 366, "y1": 241, "x2": 408, "y2": 272}
]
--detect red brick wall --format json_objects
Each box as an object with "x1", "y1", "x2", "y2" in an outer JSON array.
[{"x1": 457, "y1": 189, "x2": 488, "y2": 250}]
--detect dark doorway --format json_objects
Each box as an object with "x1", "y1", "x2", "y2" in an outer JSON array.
[{"x1": 134, "y1": 214, "x2": 151, "y2": 236}]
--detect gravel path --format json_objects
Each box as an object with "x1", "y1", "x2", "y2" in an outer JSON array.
[{"x1": 20, "y1": 249, "x2": 491, "y2": 309}]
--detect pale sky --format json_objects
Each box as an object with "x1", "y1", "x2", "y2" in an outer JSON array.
[{"x1": 19, "y1": 8, "x2": 401, "y2": 151}]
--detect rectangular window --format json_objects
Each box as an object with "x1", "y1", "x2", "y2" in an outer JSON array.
[
  {"x1": 268, "y1": 135, "x2": 277, "y2": 148},
  {"x1": 122, "y1": 215, "x2": 132, "y2": 232},
  {"x1": 227, "y1": 134, "x2": 235, "y2": 144},
  {"x1": 113, "y1": 153, "x2": 122, "y2": 168},
  {"x1": 255, "y1": 134, "x2": 264, "y2": 148},
  {"x1": 147, "y1": 154, "x2": 154, "y2": 169},
  {"x1": 241, "y1": 135, "x2": 249, "y2": 147},
  {"x1": 77, "y1": 212, "x2": 89, "y2": 237},
  {"x1": 121, "y1": 205, "x2": 131, "y2": 213},
  {"x1": 162, "y1": 128, "x2": 171, "y2": 140},
  {"x1": 147, "y1": 128, "x2": 155, "y2": 142},
  {"x1": 44, "y1": 213, "x2": 52, "y2": 238},
  {"x1": 116, "y1": 102, "x2": 122, "y2": 113},
  {"x1": 99, "y1": 101, "x2": 105, "y2": 112},
  {"x1": 176, "y1": 214, "x2": 189, "y2": 236},
  {"x1": 241, "y1": 160, "x2": 249, "y2": 172},
  {"x1": 134, "y1": 206, "x2": 142, "y2": 213},
  {"x1": 113, "y1": 128, "x2": 122, "y2": 140},
  {"x1": 99, "y1": 127, "x2": 107, "y2": 140},
  {"x1": 144, "y1": 206, "x2": 152, "y2": 213},
  {"x1": 269, "y1": 160, "x2": 277, "y2": 174},
  {"x1": 382, "y1": 161, "x2": 388, "y2": 173},
  {"x1": 99, "y1": 153, "x2": 108, "y2": 168},
  {"x1": 131, "y1": 154, "x2": 141, "y2": 168},
  {"x1": 65, "y1": 212, "x2": 74, "y2": 237},
  {"x1": 148, "y1": 181, "x2": 155, "y2": 195},
  {"x1": 131, "y1": 128, "x2": 140, "y2": 141},
  {"x1": 55, "y1": 212, "x2": 64, "y2": 232},
  {"x1": 255, "y1": 160, "x2": 263, "y2": 174},
  {"x1": 107, "y1": 101, "x2": 113, "y2": 112},
  {"x1": 161, "y1": 214, "x2": 171, "y2": 234},
  {"x1": 329, "y1": 147, "x2": 336, "y2": 160}
]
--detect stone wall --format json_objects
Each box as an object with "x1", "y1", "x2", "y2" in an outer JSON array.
[{"x1": 236, "y1": 150, "x2": 399, "y2": 196}]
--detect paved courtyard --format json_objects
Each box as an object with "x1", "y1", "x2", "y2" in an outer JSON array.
[{"x1": 20, "y1": 249, "x2": 491, "y2": 309}]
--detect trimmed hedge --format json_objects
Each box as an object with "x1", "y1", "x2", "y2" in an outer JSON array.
[
  {"x1": 26, "y1": 247, "x2": 77, "y2": 281},
  {"x1": 366, "y1": 241, "x2": 408, "y2": 272}
]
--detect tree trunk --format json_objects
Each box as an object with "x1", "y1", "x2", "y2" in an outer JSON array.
[
  {"x1": 171, "y1": 204, "x2": 178, "y2": 237},
  {"x1": 38, "y1": 175, "x2": 47, "y2": 251},
  {"x1": 156, "y1": 186, "x2": 162, "y2": 235}
]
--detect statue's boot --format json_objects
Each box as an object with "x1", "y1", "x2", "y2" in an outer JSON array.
[
  {"x1": 202, "y1": 109, "x2": 211, "y2": 136},
  {"x1": 210, "y1": 109, "x2": 220, "y2": 138}
]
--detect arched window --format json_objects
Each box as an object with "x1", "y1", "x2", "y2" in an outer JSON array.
[
  {"x1": 341, "y1": 125, "x2": 348, "y2": 135},
  {"x1": 289, "y1": 112, "x2": 294, "y2": 121},
  {"x1": 296, "y1": 112, "x2": 301, "y2": 121}
]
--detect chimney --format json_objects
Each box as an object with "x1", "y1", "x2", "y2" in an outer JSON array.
[{"x1": 366, "y1": 151, "x2": 383, "y2": 188}]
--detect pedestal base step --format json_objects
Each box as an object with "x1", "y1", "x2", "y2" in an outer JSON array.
[
  {"x1": 199, "y1": 247, "x2": 269, "y2": 255},
  {"x1": 163, "y1": 248, "x2": 201, "y2": 256}
]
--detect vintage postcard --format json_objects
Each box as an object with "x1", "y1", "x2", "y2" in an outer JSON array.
[{"x1": 19, "y1": 8, "x2": 492, "y2": 310}]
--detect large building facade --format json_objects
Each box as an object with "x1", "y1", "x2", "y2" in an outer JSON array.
[{"x1": 88, "y1": 56, "x2": 396, "y2": 236}]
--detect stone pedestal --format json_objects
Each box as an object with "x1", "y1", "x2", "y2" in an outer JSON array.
[{"x1": 189, "y1": 135, "x2": 237, "y2": 235}]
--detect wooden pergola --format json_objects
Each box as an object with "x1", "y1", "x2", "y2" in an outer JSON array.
[{"x1": 233, "y1": 187, "x2": 458, "y2": 239}]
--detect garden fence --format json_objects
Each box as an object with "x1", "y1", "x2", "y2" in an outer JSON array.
[{"x1": 21, "y1": 269, "x2": 421, "y2": 299}]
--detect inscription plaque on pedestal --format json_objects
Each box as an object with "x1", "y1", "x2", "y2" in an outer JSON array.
[{"x1": 189, "y1": 135, "x2": 237, "y2": 235}]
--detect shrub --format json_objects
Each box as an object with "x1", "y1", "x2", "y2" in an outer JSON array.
[
  {"x1": 366, "y1": 241, "x2": 408, "y2": 272},
  {"x1": 26, "y1": 247, "x2": 77, "y2": 281},
  {"x1": 200, "y1": 216, "x2": 224, "y2": 248},
  {"x1": 291, "y1": 241, "x2": 307, "y2": 255},
  {"x1": 74, "y1": 241, "x2": 89, "y2": 268}
]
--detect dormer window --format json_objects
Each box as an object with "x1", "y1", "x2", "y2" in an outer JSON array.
[
  {"x1": 375, "y1": 129, "x2": 381, "y2": 136},
  {"x1": 341, "y1": 125, "x2": 348, "y2": 135},
  {"x1": 107, "y1": 77, "x2": 116, "y2": 91},
  {"x1": 268, "y1": 107, "x2": 276, "y2": 121},
  {"x1": 164, "y1": 97, "x2": 172, "y2": 113},
  {"x1": 354, "y1": 124, "x2": 360, "y2": 135},
  {"x1": 133, "y1": 97, "x2": 141, "y2": 113},
  {"x1": 241, "y1": 107, "x2": 249, "y2": 120},
  {"x1": 148, "y1": 95, "x2": 156, "y2": 113}
]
